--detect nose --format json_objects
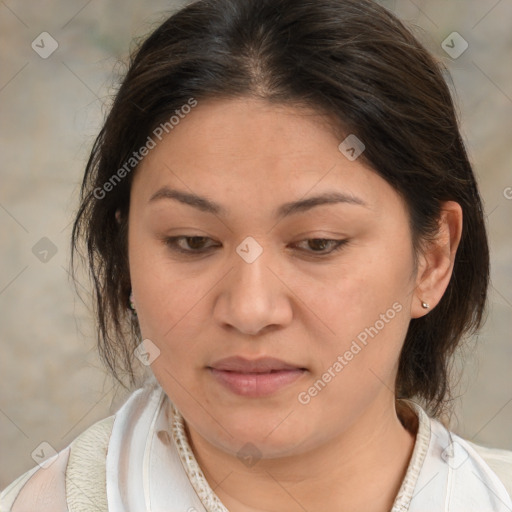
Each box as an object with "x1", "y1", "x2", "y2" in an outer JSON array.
[{"x1": 213, "y1": 241, "x2": 293, "y2": 336}]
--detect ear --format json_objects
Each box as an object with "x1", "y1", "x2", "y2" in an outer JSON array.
[
  {"x1": 411, "y1": 201, "x2": 463, "y2": 319},
  {"x1": 115, "y1": 208, "x2": 122, "y2": 224}
]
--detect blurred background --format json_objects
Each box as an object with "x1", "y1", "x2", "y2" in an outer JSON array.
[{"x1": 0, "y1": 0, "x2": 511, "y2": 487}]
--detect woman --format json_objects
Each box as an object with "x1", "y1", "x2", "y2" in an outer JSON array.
[{"x1": 2, "y1": 0, "x2": 511, "y2": 510}]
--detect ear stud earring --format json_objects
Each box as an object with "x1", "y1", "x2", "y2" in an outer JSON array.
[{"x1": 421, "y1": 301, "x2": 430, "y2": 309}]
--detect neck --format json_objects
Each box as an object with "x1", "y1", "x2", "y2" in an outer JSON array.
[{"x1": 184, "y1": 396, "x2": 417, "y2": 512}]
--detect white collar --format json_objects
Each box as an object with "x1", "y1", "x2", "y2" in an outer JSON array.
[{"x1": 106, "y1": 382, "x2": 512, "y2": 511}]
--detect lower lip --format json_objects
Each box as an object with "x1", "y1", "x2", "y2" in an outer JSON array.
[{"x1": 208, "y1": 368, "x2": 306, "y2": 397}]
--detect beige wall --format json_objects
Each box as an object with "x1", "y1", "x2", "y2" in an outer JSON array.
[{"x1": 0, "y1": 0, "x2": 511, "y2": 487}]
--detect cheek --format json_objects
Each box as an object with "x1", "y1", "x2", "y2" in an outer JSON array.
[
  {"x1": 131, "y1": 262, "x2": 208, "y2": 403},
  {"x1": 306, "y1": 245, "x2": 408, "y2": 326},
  {"x1": 133, "y1": 270, "x2": 207, "y2": 352},
  {"x1": 300, "y1": 239, "x2": 413, "y2": 375},
  {"x1": 128, "y1": 225, "x2": 200, "y2": 348}
]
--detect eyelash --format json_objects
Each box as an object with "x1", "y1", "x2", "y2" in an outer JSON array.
[{"x1": 163, "y1": 236, "x2": 349, "y2": 257}]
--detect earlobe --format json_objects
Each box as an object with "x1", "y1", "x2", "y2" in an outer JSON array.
[{"x1": 411, "y1": 201, "x2": 463, "y2": 318}]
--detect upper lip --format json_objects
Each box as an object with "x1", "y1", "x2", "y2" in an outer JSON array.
[{"x1": 208, "y1": 356, "x2": 305, "y2": 373}]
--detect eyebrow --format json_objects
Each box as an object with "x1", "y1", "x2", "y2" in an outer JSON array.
[{"x1": 148, "y1": 186, "x2": 369, "y2": 219}]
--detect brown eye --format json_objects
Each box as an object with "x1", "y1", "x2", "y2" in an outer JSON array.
[
  {"x1": 293, "y1": 238, "x2": 349, "y2": 255},
  {"x1": 184, "y1": 236, "x2": 209, "y2": 250},
  {"x1": 164, "y1": 236, "x2": 217, "y2": 254},
  {"x1": 308, "y1": 239, "x2": 330, "y2": 251}
]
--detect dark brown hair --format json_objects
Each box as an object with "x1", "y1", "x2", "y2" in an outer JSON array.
[{"x1": 71, "y1": 0, "x2": 489, "y2": 416}]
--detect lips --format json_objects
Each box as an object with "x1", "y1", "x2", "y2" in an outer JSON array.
[
  {"x1": 207, "y1": 356, "x2": 307, "y2": 397},
  {"x1": 209, "y1": 356, "x2": 305, "y2": 373}
]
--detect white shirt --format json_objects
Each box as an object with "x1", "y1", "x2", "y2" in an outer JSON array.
[{"x1": 2, "y1": 379, "x2": 512, "y2": 511}]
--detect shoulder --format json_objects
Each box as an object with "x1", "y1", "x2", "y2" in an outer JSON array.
[
  {"x1": 65, "y1": 415, "x2": 115, "y2": 512},
  {"x1": 0, "y1": 416, "x2": 115, "y2": 512},
  {"x1": 401, "y1": 399, "x2": 512, "y2": 504},
  {"x1": 465, "y1": 439, "x2": 512, "y2": 498}
]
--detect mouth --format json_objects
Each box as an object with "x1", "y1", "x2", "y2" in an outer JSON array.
[{"x1": 207, "y1": 356, "x2": 307, "y2": 397}]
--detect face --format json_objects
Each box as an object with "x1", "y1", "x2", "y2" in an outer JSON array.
[{"x1": 128, "y1": 97, "x2": 419, "y2": 459}]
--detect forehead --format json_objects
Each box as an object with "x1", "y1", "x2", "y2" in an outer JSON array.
[{"x1": 131, "y1": 97, "x2": 401, "y2": 217}]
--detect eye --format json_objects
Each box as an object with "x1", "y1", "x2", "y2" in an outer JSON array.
[
  {"x1": 163, "y1": 236, "x2": 218, "y2": 254},
  {"x1": 292, "y1": 238, "x2": 349, "y2": 255}
]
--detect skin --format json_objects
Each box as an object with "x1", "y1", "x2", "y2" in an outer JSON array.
[{"x1": 127, "y1": 97, "x2": 462, "y2": 512}]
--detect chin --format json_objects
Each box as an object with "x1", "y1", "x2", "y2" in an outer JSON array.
[{"x1": 206, "y1": 408, "x2": 316, "y2": 456}]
